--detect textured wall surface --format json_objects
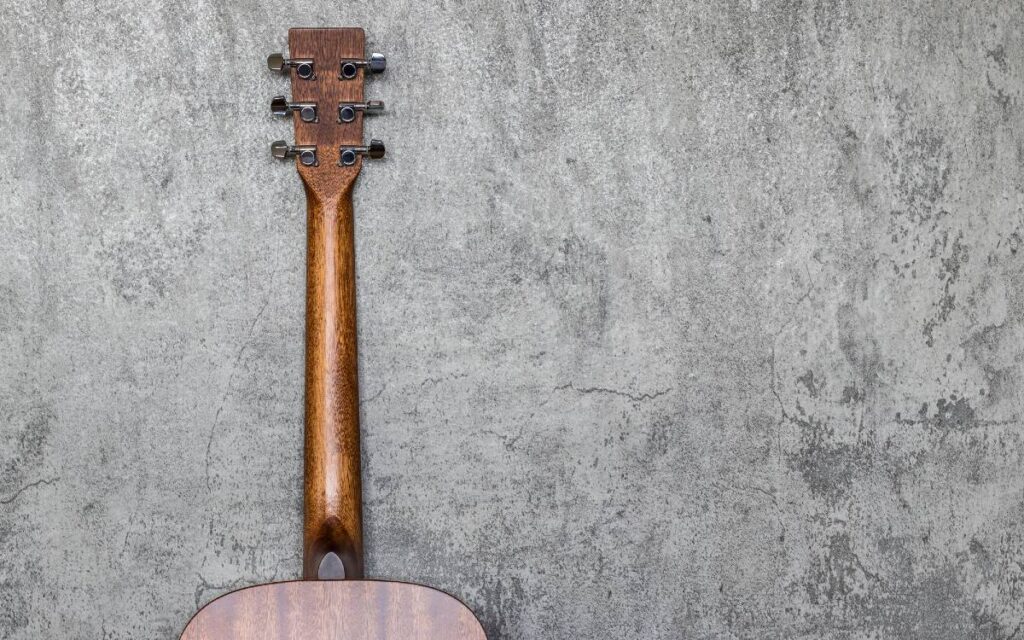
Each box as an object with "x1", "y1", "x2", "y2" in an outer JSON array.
[{"x1": 2, "y1": 1, "x2": 1023, "y2": 638}]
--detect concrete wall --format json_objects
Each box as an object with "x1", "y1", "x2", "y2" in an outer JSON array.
[{"x1": 1, "y1": 1, "x2": 1022, "y2": 638}]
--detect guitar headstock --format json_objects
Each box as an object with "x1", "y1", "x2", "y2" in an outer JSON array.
[{"x1": 268, "y1": 28, "x2": 386, "y2": 201}]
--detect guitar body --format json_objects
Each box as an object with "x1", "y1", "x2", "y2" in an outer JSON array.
[
  {"x1": 179, "y1": 26, "x2": 486, "y2": 639},
  {"x1": 181, "y1": 581, "x2": 485, "y2": 639}
]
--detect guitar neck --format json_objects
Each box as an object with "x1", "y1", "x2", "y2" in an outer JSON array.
[
  {"x1": 270, "y1": 27, "x2": 386, "y2": 580},
  {"x1": 303, "y1": 182, "x2": 363, "y2": 580}
]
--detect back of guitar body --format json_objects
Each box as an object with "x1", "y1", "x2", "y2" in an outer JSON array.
[{"x1": 181, "y1": 580, "x2": 486, "y2": 639}]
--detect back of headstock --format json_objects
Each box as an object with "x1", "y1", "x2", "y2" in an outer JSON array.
[{"x1": 268, "y1": 28, "x2": 385, "y2": 203}]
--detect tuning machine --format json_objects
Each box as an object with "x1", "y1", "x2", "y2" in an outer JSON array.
[
  {"x1": 271, "y1": 96, "x2": 318, "y2": 123},
  {"x1": 267, "y1": 53, "x2": 315, "y2": 79},
  {"x1": 271, "y1": 141, "x2": 318, "y2": 166},
  {"x1": 338, "y1": 100, "x2": 384, "y2": 123},
  {"x1": 339, "y1": 140, "x2": 385, "y2": 166},
  {"x1": 339, "y1": 53, "x2": 386, "y2": 79}
]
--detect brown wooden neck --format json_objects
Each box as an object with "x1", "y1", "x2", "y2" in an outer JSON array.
[{"x1": 302, "y1": 180, "x2": 363, "y2": 580}]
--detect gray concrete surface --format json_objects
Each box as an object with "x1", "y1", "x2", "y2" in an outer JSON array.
[{"x1": 1, "y1": 0, "x2": 1023, "y2": 638}]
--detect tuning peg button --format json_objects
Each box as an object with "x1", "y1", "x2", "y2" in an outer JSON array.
[
  {"x1": 339, "y1": 53, "x2": 386, "y2": 79},
  {"x1": 339, "y1": 139, "x2": 385, "y2": 166},
  {"x1": 271, "y1": 96, "x2": 318, "y2": 122},
  {"x1": 267, "y1": 53, "x2": 315, "y2": 79},
  {"x1": 271, "y1": 140, "x2": 318, "y2": 166},
  {"x1": 338, "y1": 100, "x2": 384, "y2": 123}
]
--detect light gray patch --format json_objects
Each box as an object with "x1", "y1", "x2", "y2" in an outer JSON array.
[{"x1": 98, "y1": 218, "x2": 209, "y2": 306}]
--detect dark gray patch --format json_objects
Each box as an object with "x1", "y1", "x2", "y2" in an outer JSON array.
[
  {"x1": 471, "y1": 574, "x2": 526, "y2": 640},
  {"x1": 787, "y1": 409, "x2": 870, "y2": 502},
  {"x1": 986, "y1": 44, "x2": 1008, "y2": 71},
  {"x1": 964, "y1": 323, "x2": 1019, "y2": 405},
  {"x1": 2, "y1": 405, "x2": 55, "y2": 483},
  {"x1": 644, "y1": 413, "x2": 673, "y2": 458},
  {"x1": 0, "y1": 581, "x2": 30, "y2": 636},
  {"x1": 539, "y1": 233, "x2": 609, "y2": 344},
  {"x1": 883, "y1": 111, "x2": 951, "y2": 217},
  {"x1": 841, "y1": 385, "x2": 864, "y2": 405},
  {"x1": 812, "y1": 0, "x2": 850, "y2": 50},
  {"x1": 836, "y1": 124, "x2": 877, "y2": 209},
  {"x1": 805, "y1": 531, "x2": 878, "y2": 604},
  {"x1": 986, "y1": 71, "x2": 1012, "y2": 114},
  {"x1": 897, "y1": 396, "x2": 979, "y2": 437},
  {"x1": 923, "y1": 231, "x2": 968, "y2": 346},
  {"x1": 837, "y1": 301, "x2": 883, "y2": 383},
  {"x1": 801, "y1": 533, "x2": 1012, "y2": 638},
  {"x1": 796, "y1": 369, "x2": 825, "y2": 398}
]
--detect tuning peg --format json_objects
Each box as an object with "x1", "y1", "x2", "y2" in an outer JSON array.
[
  {"x1": 267, "y1": 53, "x2": 315, "y2": 79},
  {"x1": 271, "y1": 96, "x2": 318, "y2": 123},
  {"x1": 339, "y1": 139, "x2": 385, "y2": 166},
  {"x1": 338, "y1": 100, "x2": 384, "y2": 123},
  {"x1": 339, "y1": 53, "x2": 386, "y2": 79},
  {"x1": 271, "y1": 140, "x2": 318, "y2": 166}
]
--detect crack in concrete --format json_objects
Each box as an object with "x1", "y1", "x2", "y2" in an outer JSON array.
[
  {"x1": 419, "y1": 372, "x2": 469, "y2": 388},
  {"x1": 360, "y1": 383, "x2": 387, "y2": 405},
  {"x1": 554, "y1": 382, "x2": 672, "y2": 403},
  {"x1": 204, "y1": 297, "x2": 271, "y2": 491},
  {"x1": 193, "y1": 573, "x2": 250, "y2": 609},
  {"x1": 0, "y1": 476, "x2": 60, "y2": 505}
]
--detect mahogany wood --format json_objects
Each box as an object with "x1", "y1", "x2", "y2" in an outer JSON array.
[
  {"x1": 180, "y1": 581, "x2": 486, "y2": 639},
  {"x1": 303, "y1": 180, "x2": 362, "y2": 580},
  {"x1": 290, "y1": 27, "x2": 367, "y2": 581}
]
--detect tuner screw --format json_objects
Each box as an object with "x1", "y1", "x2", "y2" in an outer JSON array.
[
  {"x1": 267, "y1": 53, "x2": 315, "y2": 80},
  {"x1": 271, "y1": 96, "x2": 318, "y2": 123},
  {"x1": 339, "y1": 53, "x2": 386, "y2": 80},
  {"x1": 271, "y1": 140, "x2": 318, "y2": 166},
  {"x1": 339, "y1": 139, "x2": 386, "y2": 166},
  {"x1": 338, "y1": 100, "x2": 384, "y2": 123}
]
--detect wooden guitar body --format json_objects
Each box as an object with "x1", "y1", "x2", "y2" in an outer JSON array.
[
  {"x1": 179, "y1": 27, "x2": 486, "y2": 639},
  {"x1": 181, "y1": 581, "x2": 485, "y2": 639}
]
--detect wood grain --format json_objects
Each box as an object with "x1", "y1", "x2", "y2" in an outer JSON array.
[
  {"x1": 287, "y1": 28, "x2": 370, "y2": 580},
  {"x1": 180, "y1": 581, "x2": 487, "y2": 640},
  {"x1": 303, "y1": 178, "x2": 363, "y2": 580}
]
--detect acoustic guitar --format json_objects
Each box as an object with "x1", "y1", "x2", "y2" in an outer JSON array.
[{"x1": 179, "y1": 27, "x2": 487, "y2": 639}]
